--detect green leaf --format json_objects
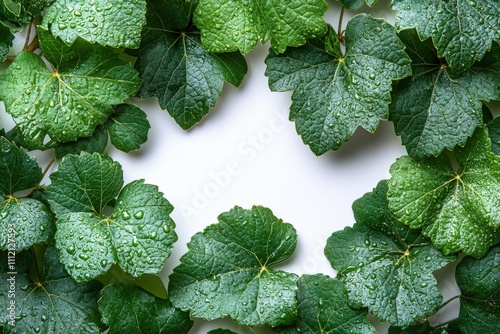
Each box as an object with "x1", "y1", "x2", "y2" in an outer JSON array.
[
  {"x1": 0, "y1": 23, "x2": 13, "y2": 62},
  {"x1": 276, "y1": 274, "x2": 377, "y2": 334},
  {"x1": 0, "y1": 34, "x2": 141, "y2": 149},
  {"x1": 98, "y1": 283, "x2": 193, "y2": 334},
  {"x1": 54, "y1": 178, "x2": 177, "y2": 281},
  {"x1": 0, "y1": 0, "x2": 54, "y2": 25},
  {"x1": 387, "y1": 127, "x2": 500, "y2": 258},
  {"x1": 1, "y1": 198, "x2": 55, "y2": 251},
  {"x1": 54, "y1": 126, "x2": 109, "y2": 159},
  {"x1": 168, "y1": 205, "x2": 299, "y2": 327},
  {"x1": 388, "y1": 322, "x2": 451, "y2": 334},
  {"x1": 45, "y1": 152, "x2": 123, "y2": 217},
  {"x1": 265, "y1": 16, "x2": 411, "y2": 155},
  {"x1": 208, "y1": 330, "x2": 239, "y2": 334},
  {"x1": 107, "y1": 104, "x2": 150, "y2": 152},
  {"x1": 0, "y1": 247, "x2": 103, "y2": 333},
  {"x1": 325, "y1": 180, "x2": 456, "y2": 328},
  {"x1": 390, "y1": 29, "x2": 500, "y2": 158},
  {"x1": 392, "y1": 0, "x2": 500, "y2": 71},
  {"x1": 0, "y1": 137, "x2": 42, "y2": 195},
  {"x1": 193, "y1": 0, "x2": 328, "y2": 54},
  {"x1": 338, "y1": 0, "x2": 378, "y2": 10},
  {"x1": 42, "y1": 0, "x2": 146, "y2": 48},
  {"x1": 449, "y1": 245, "x2": 500, "y2": 333},
  {"x1": 487, "y1": 116, "x2": 500, "y2": 155},
  {"x1": 129, "y1": 0, "x2": 247, "y2": 130}
]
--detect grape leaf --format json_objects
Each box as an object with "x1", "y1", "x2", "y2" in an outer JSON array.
[
  {"x1": 54, "y1": 126, "x2": 109, "y2": 159},
  {"x1": 98, "y1": 283, "x2": 193, "y2": 334},
  {"x1": 265, "y1": 15, "x2": 411, "y2": 155},
  {"x1": 0, "y1": 32, "x2": 141, "y2": 149},
  {"x1": 390, "y1": 29, "x2": 500, "y2": 158},
  {"x1": 0, "y1": 137, "x2": 55, "y2": 250},
  {"x1": 449, "y1": 245, "x2": 500, "y2": 333},
  {"x1": 128, "y1": 0, "x2": 247, "y2": 130},
  {"x1": 0, "y1": 246, "x2": 104, "y2": 333},
  {"x1": 338, "y1": 0, "x2": 378, "y2": 10},
  {"x1": 387, "y1": 127, "x2": 500, "y2": 258},
  {"x1": 487, "y1": 116, "x2": 500, "y2": 155},
  {"x1": 389, "y1": 322, "x2": 452, "y2": 334},
  {"x1": 42, "y1": 0, "x2": 146, "y2": 48},
  {"x1": 193, "y1": 0, "x2": 328, "y2": 54},
  {"x1": 275, "y1": 274, "x2": 377, "y2": 334},
  {"x1": 45, "y1": 152, "x2": 124, "y2": 217},
  {"x1": 325, "y1": 180, "x2": 456, "y2": 328},
  {"x1": 0, "y1": 23, "x2": 13, "y2": 62},
  {"x1": 107, "y1": 104, "x2": 150, "y2": 152},
  {"x1": 0, "y1": 0, "x2": 54, "y2": 25},
  {"x1": 208, "y1": 330, "x2": 239, "y2": 334},
  {"x1": 392, "y1": 0, "x2": 500, "y2": 71},
  {"x1": 168, "y1": 205, "x2": 299, "y2": 327},
  {"x1": 45, "y1": 153, "x2": 177, "y2": 281}
]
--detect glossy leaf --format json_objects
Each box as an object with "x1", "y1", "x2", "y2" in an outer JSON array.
[
  {"x1": 449, "y1": 245, "x2": 500, "y2": 333},
  {"x1": 276, "y1": 274, "x2": 377, "y2": 334},
  {"x1": 193, "y1": 0, "x2": 328, "y2": 54},
  {"x1": 266, "y1": 16, "x2": 411, "y2": 155},
  {"x1": 107, "y1": 104, "x2": 150, "y2": 152},
  {"x1": 392, "y1": 0, "x2": 500, "y2": 71},
  {"x1": 0, "y1": 247, "x2": 103, "y2": 333},
  {"x1": 0, "y1": 23, "x2": 13, "y2": 62},
  {"x1": 338, "y1": 0, "x2": 378, "y2": 10},
  {"x1": 169, "y1": 205, "x2": 299, "y2": 327},
  {"x1": 130, "y1": 0, "x2": 247, "y2": 129},
  {"x1": 390, "y1": 29, "x2": 500, "y2": 158},
  {"x1": 387, "y1": 127, "x2": 500, "y2": 258},
  {"x1": 325, "y1": 180, "x2": 456, "y2": 328},
  {"x1": 42, "y1": 0, "x2": 146, "y2": 48},
  {"x1": 53, "y1": 126, "x2": 109, "y2": 159},
  {"x1": 99, "y1": 283, "x2": 193, "y2": 334}
]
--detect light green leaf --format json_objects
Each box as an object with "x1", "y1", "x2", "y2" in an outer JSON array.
[
  {"x1": 325, "y1": 180, "x2": 456, "y2": 328},
  {"x1": 193, "y1": 0, "x2": 328, "y2": 54},
  {"x1": 0, "y1": 247, "x2": 104, "y2": 333},
  {"x1": 107, "y1": 104, "x2": 150, "y2": 152},
  {"x1": 387, "y1": 127, "x2": 500, "y2": 258},
  {"x1": 98, "y1": 283, "x2": 193, "y2": 334},
  {"x1": 276, "y1": 274, "x2": 377, "y2": 334},
  {"x1": 265, "y1": 15, "x2": 411, "y2": 155},
  {"x1": 0, "y1": 37, "x2": 141, "y2": 149},
  {"x1": 449, "y1": 245, "x2": 500, "y2": 333},
  {"x1": 390, "y1": 29, "x2": 500, "y2": 158},
  {"x1": 42, "y1": 0, "x2": 146, "y2": 48},
  {"x1": 129, "y1": 0, "x2": 247, "y2": 129},
  {"x1": 45, "y1": 152, "x2": 123, "y2": 217},
  {"x1": 168, "y1": 205, "x2": 299, "y2": 327},
  {"x1": 392, "y1": 0, "x2": 500, "y2": 71}
]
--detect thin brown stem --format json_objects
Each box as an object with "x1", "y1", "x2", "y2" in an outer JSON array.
[
  {"x1": 338, "y1": 6, "x2": 345, "y2": 44},
  {"x1": 22, "y1": 17, "x2": 34, "y2": 50},
  {"x1": 25, "y1": 37, "x2": 39, "y2": 53},
  {"x1": 5, "y1": 56, "x2": 15, "y2": 62},
  {"x1": 25, "y1": 157, "x2": 56, "y2": 198}
]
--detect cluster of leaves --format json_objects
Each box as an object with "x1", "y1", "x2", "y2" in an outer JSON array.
[{"x1": 1, "y1": 0, "x2": 500, "y2": 333}]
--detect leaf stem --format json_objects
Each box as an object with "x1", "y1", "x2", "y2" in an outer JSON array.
[
  {"x1": 338, "y1": 6, "x2": 345, "y2": 44},
  {"x1": 26, "y1": 157, "x2": 56, "y2": 198},
  {"x1": 438, "y1": 294, "x2": 461, "y2": 312},
  {"x1": 23, "y1": 18, "x2": 39, "y2": 53},
  {"x1": 22, "y1": 17, "x2": 34, "y2": 50}
]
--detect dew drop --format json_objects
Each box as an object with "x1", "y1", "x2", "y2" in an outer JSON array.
[
  {"x1": 134, "y1": 210, "x2": 144, "y2": 219},
  {"x1": 122, "y1": 211, "x2": 131, "y2": 220}
]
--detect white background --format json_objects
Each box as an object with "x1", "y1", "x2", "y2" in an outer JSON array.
[{"x1": 0, "y1": 1, "x2": 465, "y2": 333}]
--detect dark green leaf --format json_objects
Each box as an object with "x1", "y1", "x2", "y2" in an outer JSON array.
[
  {"x1": 54, "y1": 126, "x2": 109, "y2": 159},
  {"x1": 387, "y1": 127, "x2": 500, "y2": 258},
  {"x1": 98, "y1": 283, "x2": 193, "y2": 334},
  {"x1": 169, "y1": 205, "x2": 298, "y2": 327},
  {"x1": 276, "y1": 274, "x2": 377, "y2": 334},
  {"x1": 45, "y1": 152, "x2": 123, "y2": 217},
  {"x1": 0, "y1": 23, "x2": 13, "y2": 62},
  {"x1": 390, "y1": 29, "x2": 500, "y2": 158},
  {"x1": 487, "y1": 116, "x2": 500, "y2": 155},
  {"x1": 265, "y1": 16, "x2": 411, "y2": 155},
  {"x1": 325, "y1": 180, "x2": 456, "y2": 328},
  {"x1": 193, "y1": 0, "x2": 328, "y2": 54},
  {"x1": 0, "y1": 35, "x2": 141, "y2": 149},
  {"x1": 339, "y1": 0, "x2": 378, "y2": 10},
  {"x1": 0, "y1": 247, "x2": 103, "y2": 333},
  {"x1": 42, "y1": 0, "x2": 146, "y2": 48},
  {"x1": 130, "y1": 0, "x2": 247, "y2": 129},
  {"x1": 208, "y1": 330, "x2": 239, "y2": 334},
  {"x1": 107, "y1": 104, "x2": 149, "y2": 152},
  {"x1": 0, "y1": 137, "x2": 42, "y2": 196},
  {"x1": 449, "y1": 245, "x2": 500, "y2": 333},
  {"x1": 392, "y1": 0, "x2": 500, "y2": 71},
  {"x1": 389, "y1": 321, "x2": 451, "y2": 334}
]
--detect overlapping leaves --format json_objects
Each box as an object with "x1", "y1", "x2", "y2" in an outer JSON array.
[
  {"x1": 392, "y1": 0, "x2": 500, "y2": 71},
  {"x1": 390, "y1": 29, "x2": 500, "y2": 158},
  {"x1": 45, "y1": 153, "x2": 177, "y2": 281},
  {"x1": 193, "y1": 0, "x2": 328, "y2": 54},
  {"x1": 168, "y1": 205, "x2": 299, "y2": 327},
  {"x1": 129, "y1": 0, "x2": 247, "y2": 129},
  {"x1": 325, "y1": 180, "x2": 456, "y2": 328},
  {"x1": 266, "y1": 15, "x2": 411, "y2": 155},
  {"x1": 0, "y1": 247, "x2": 104, "y2": 333},
  {"x1": 0, "y1": 28, "x2": 141, "y2": 149},
  {"x1": 0, "y1": 137, "x2": 55, "y2": 251},
  {"x1": 388, "y1": 127, "x2": 500, "y2": 258}
]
